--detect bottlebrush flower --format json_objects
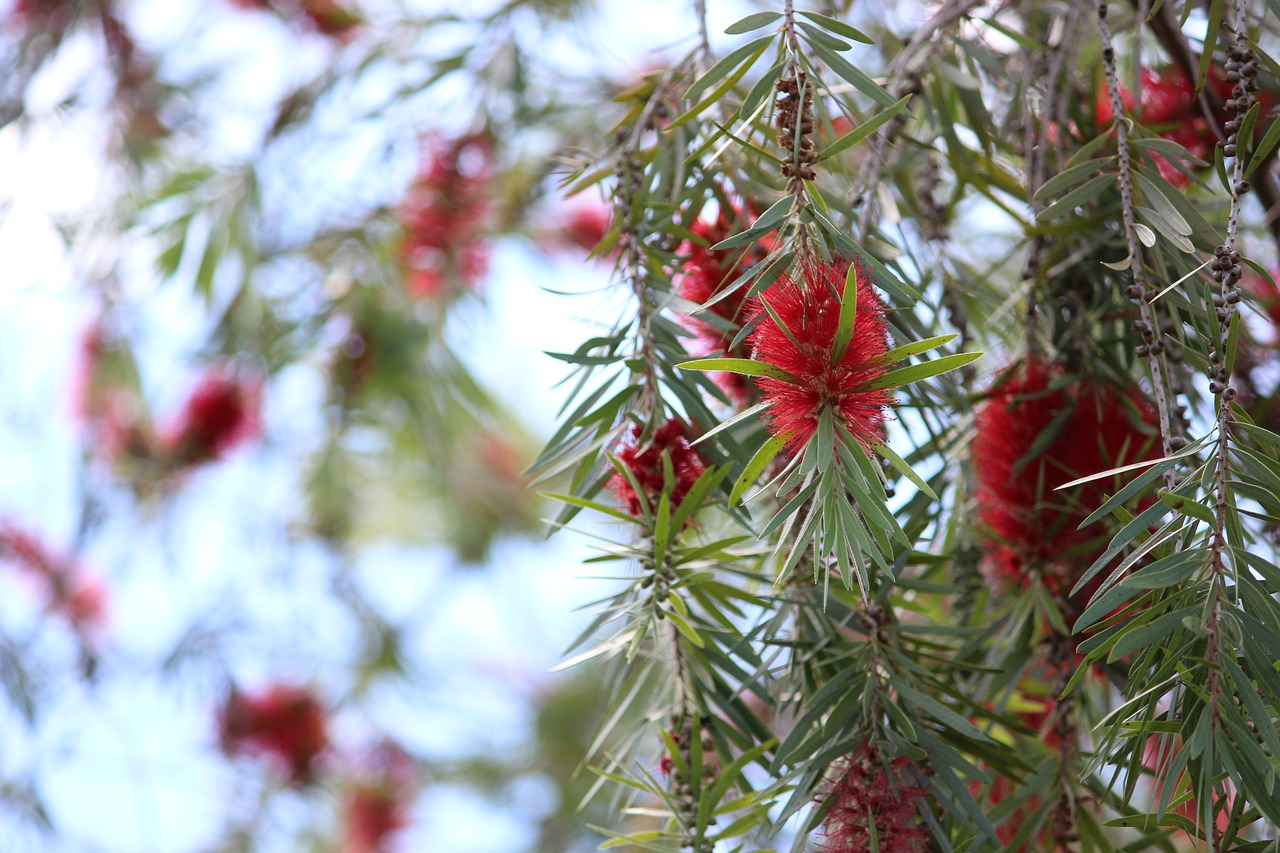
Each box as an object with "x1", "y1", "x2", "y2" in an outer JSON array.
[
  {"x1": 550, "y1": 198, "x2": 612, "y2": 254},
  {"x1": 49, "y1": 571, "x2": 109, "y2": 635},
  {"x1": 341, "y1": 739, "x2": 419, "y2": 853},
  {"x1": 159, "y1": 369, "x2": 260, "y2": 468},
  {"x1": 1096, "y1": 68, "x2": 1239, "y2": 186},
  {"x1": 399, "y1": 132, "x2": 494, "y2": 299},
  {"x1": 217, "y1": 683, "x2": 329, "y2": 785},
  {"x1": 972, "y1": 357, "x2": 1160, "y2": 600},
  {"x1": 0, "y1": 523, "x2": 109, "y2": 635},
  {"x1": 609, "y1": 419, "x2": 706, "y2": 519},
  {"x1": 676, "y1": 206, "x2": 774, "y2": 405},
  {"x1": 748, "y1": 259, "x2": 893, "y2": 451},
  {"x1": 816, "y1": 742, "x2": 929, "y2": 852}
]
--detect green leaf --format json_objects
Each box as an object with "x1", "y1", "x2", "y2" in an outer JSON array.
[
  {"x1": 730, "y1": 433, "x2": 788, "y2": 505},
  {"x1": 1247, "y1": 112, "x2": 1280, "y2": 177},
  {"x1": 542, "y1": 492, "x2": 639, "y2": 524},
  {"x1": 805, "y1": 41, "x2": 897, "y2": 107},
  {"x1": 1036, "y1": 173, "x2": 1114, "y2": 220},
  {"x1": 669, "y1": 465, "x2": 731, "y2": 533},
  {"x1": 709, "y1": 194, "x2": 791, "y2": 249},
  {"x1": 668, "y1": 41, "x2": 771, "y2": 131},
  {"x1": 677, "y1": 357, "x2": 798, "y2": 383},
  {"x1": 653, "y1": 492, "x2": 671, "y2": 568},
  {"x1": 1159, "y1": 490, "x2": 1216, "y2": 526},
  {"x1": 797, "y1": 10, "x2": 873, "y2": 43},
  {"x1": 739, "y1": 61, "x2": 785, "y2": 120},
  {"x1": 683, "y1": 35, "x2": 773, "y2": 102},
  {"x1": 831, "y1": 262, "x2": 861, "y2": 363},
  {"x1": 798, "y1": 21, "x2": 851, "y2": 52},
  {"x1": 880, "y1": 333, "x2": 958, "y2": 365},
  {"x1": 815, "y1": 95, "x2": 913, "y2": 162},
  {"x1": 1032, "y1": 157, "x2": 1111, "y2": 202},
  {"x1": 873, "y1": 442, "x2": 938, "y2": 500},
  {"x1": 896, "y1": 684, "x2": 987, "y2": 740},
  {"x1": 724, "y1": 11, "x2": 781, "y2": 34},
  {"x1": 816, "y1": 408, "x2": 834, "y2": 472},
  {"x1": 861, "y1": 351, "x2": 983, "y2": 391}
]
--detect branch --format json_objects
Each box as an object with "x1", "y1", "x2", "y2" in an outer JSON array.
[{"x1": 1096, "y1": 0, "x2": 1180, "y2": 491}]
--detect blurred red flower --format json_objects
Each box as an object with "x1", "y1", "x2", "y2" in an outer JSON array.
[
  {"x1": 0, "y1": 523, "x2": 109, "y2": 635},
  {"x1": 1096, "y1": 67, "x2": 1239, "y2": 186},
  {"x1": 550, "y1": 198, "x2": 612, "y2": 254},
  {"x1": 160, "y1": 369, "x2": 260, "y2": 468},
  {"x1": 341, "y1": 739, "x2": 419, "y2": 853},
  {"x1": 609, "y1": 419, "x2": 706, "y2": 520},
  {"x1": 748, "y1": 258, "x2": 893, "y2": 452},
  {"x1": 972, "y1": 357, "x2": 1159, "y2": 600},
  {"x1": 399, "y1": 132, "x2": 494, "y2": 299},
  {"x1": 217, "y1": 683, "x2": 329, "y2": 785},
  {"x1": 676, "y1": 205, "x2": 773, "y2": 405}
]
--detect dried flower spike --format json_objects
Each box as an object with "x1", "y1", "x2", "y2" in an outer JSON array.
[{"x1": 748, "y1": 258, "x2": 893, "y2": 452}]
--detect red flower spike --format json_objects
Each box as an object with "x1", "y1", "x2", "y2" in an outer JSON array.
[
  {"x1": 160, "y1": 369, "x2": 260, "y2": 468},
  {"x1": 608, "y1": 419, "x2": 706, "y2": 520},
  {"x1": 972, "y1": 357, "x2": 1160, "y2": 600},
  {"x1": 816, "y1": 743, "x2": 929, "y2": 853},
  {"x1": 341, "y1": 739, "x2": 419, "y2": 853},
  {"x1": 217, "y1": 683, "x2": 329, "y2": 785},
  {"x1": 553, "y1": 199, "x2": 612, "y2": 254},
  {"x1": 0, "y1": 522, "x2": 110, "y2": 636},
  {"x1": 1096, "y1": 67, "x2": 1255, "y2": 187},
  {"x1": 677, "y1": 206, "x2": 774, "y2": 406},
  {"x1": 399, "y1": 133, "x2": 494, "y2": 300},
  {"x1": 748, "y1": 259, "x2": 893, "y2": 452},
  {"x1": 49, "y1": 571, "x2": 109, "y2": 635}
]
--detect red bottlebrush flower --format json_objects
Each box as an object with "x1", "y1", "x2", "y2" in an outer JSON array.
[
  {"x1": 816, "y1": 743, "x2": 929, "y2": 853},
  {"x1": 609, "y1": 419, "x2": 706, "y2": 520},
  {"x1": 399, "y1": 133, "x2": 494, "y2": 299},
  {"x1": 49, "y1": 571, "x2": 109, "y2": 635},
  {"x1": 0, "y1": 523, "x2": 62, "y2": 578},
  {"x1": 217, "y1": 683, "x2": 329, "y2": 785},
  {"x1": 972, "y1": 357, "x2": 1160, "y2": 600},
  {"x1": 676, "y1": 206, "x2": 774, "y2": 406},
  {"x1": 341, "y1": 739, "x2": 419, "y2": 853},
  {"x1": 1096, "y1": 68, "x2": 1248, "y2": 187},
  {"x1": 552, "y1": 199, "x2": 612, "y2": 254},
  {"x1": 0, "y1": 523, "x2": 110, "y2": 635},
  {"x1": 160, "y1": 369, "x2": 260, "y2": 468},
  {"x1": 748, "y1": 259, "x2": 893, "y2": 452}
]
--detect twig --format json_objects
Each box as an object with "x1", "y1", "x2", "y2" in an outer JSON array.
[{"x1": 1096, "y1": 0, "x2": 1180, "y2": 490}]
